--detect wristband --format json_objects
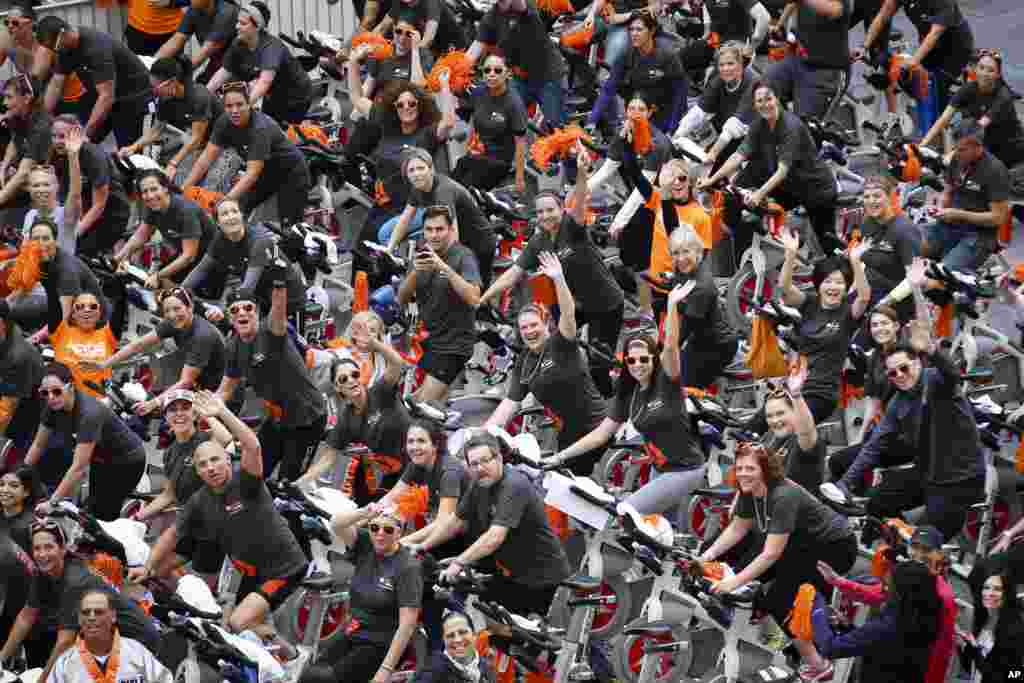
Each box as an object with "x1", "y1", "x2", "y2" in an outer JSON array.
[{"x1": 380, "y1": 665, "x2": 394, "y2": 672}]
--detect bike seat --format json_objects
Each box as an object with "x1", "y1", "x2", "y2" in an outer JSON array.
[
  {"x1": 304, "y1": 107, "x2": 335, "y2": 123},
  {"x1": 517, "y1": 405, "x2": 548, "y2": 419},
  {"x1": 889, "y1": 29, "x2": 904, "y2": 42},
  {"x1": 719, "y1": 581, "x2": 762, "y2": 607},
  {"x1": 301, "y1": 573, "x2": 337, "y2": 591},
  {"x1": 835, "y1": 192, "x2": 861, "y2": 208},
  {"x1": 561, "y1": 573, "x2": 603, "y2": 593},
  {"x1": 722, "y1": 364, "x2": 753, "y2": 381},
  {"x1": 693, "y1": 485, "x2": 736, "y2": 500},
  {"x1": 623, "y1": 620, "x2": 675, "y2": 637},
  {"x1": 612, "y1": 434, "x2": 646, "y2": 449}
]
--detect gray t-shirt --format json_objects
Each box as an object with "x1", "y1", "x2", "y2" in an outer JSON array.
[
  {"x1": 225, "y1": 327, "x2": 326, "y2": 428},
  {"x1": 164, "y1": 430, "x2": 210, "y2": 504},
  {"x1": 399, "y1": 453, "x2": 469, "y2": 516},
  {"x1": 413, "y1": 243, "x2": 481, "y2": 357},
  {"x1": 408, "y1": 175, "x2": 488, "y2": 249},
  {"x1": 156, "y1": 315, "x2": 226, "y2": 391},
  {"x1": 456, "y1": 466, "x2": 570, "y2": 587},
  {"x1": 734, "y1": 480, "x2": 851, "y2": 551}
]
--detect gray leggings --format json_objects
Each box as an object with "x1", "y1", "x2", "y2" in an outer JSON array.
[{"x1": 624, "y1": 465, "x2": 707, "y2": 532}]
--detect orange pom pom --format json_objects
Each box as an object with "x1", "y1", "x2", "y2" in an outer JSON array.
[
  {"x1": 351, "y1": 32, "x2": 394, "y2": 60},
  {"x1": 1016, "y1": 439, "x2": 1024, "y2": 474},
  {"x1": 426, "y1": 51, "x2": 474, "y2": 94},
  {"x1": 86, "y1": 552, "x2": 125, "y2": 589},
  {"x1": 530, "y1": 125, "x2": 592, "y2": 171},
  {"x1": 288, "y1": 123, "x2": 330, "y2": 147},
  {"x1": 184, "y1": 186, "x2": 225, "y2": 216},
  {"x1": 395, "y1": 484, "x2": 430, "y2": 521},
  {"x1": 7, "y1": 240, "x2": 43, "y2": 293},
  {"x1": 561, "y1": 23, "x2": 595, "y2": 50},
  {"x1": 631, "y1": 116, "x2": 653, "y2": 155},
  {"x1": 536, "y1": 0, "x2": 574, "y2": 15},
  {"x1": 872, "y1": 543, "x2": 894, "y2": 579},
  {"x1": 786, "y1": 584, "x2": 817, "y2": 641}
]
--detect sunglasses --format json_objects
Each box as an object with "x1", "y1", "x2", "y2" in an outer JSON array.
[
  {"x1": 369, "y1": 523, "x2": 398, "y2": 535},
  {"x1": 73, "y1": 302, "x2": 99, "y2": 311},
  {"x1": 220, "y1": 80, "x2": 250, "y2": 97},
  {"x1": 30, "y1": 519, "x2": 66, "y2": 543},
  {"x1": 626, "y1": 355, "x2": 652, "y2": 366},
  {"x1": 483, "y1": 66, "x2": 506, "y2": 75},
  {"x1": 395, "y1": 99, "x2": 419, "y2": 110},
  {"x1": 157, "y1": 287, "x2": 191, "y2": 307},
  {"x1": 38, "y1": 386, "x2": 64, "y2": 399},
  {"x1": 886, "y1": 363, "x2": 913, "y2": 379},
  {"x1": 336, "y1": 370, "x2": 360, "y2": 383},
  {"x1": 229, "y1": 302, "x2": 257, "y2": 316}
]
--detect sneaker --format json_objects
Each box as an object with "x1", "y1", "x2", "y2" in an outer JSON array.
[
  {"x1": 799, "y1": 661, "x2": 834, "y2": 682},
  {"x1": 282, "y1": 645, "x2": 313, "y2": 681}
]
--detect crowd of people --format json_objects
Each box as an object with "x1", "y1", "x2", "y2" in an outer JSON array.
[{"x1": 0, "y1": 0, "x2": 1021, "y2": 680}]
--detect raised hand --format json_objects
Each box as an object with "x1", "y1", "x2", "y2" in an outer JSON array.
[
  {"x1": 66, "y1": 125, "x2": 85, "y2": 155},
  {"x1": 849, "y1": 237, "x2": 872, "y2": 263},
  {"x1": 786, "y1": 353, "x2": 808, "y2": 395},
  {"x1": 538, "y1": 251, "x2": 565, "y2": 282},
  {"x1": 193, "y1": 390, "x2": 226, "y2": 419},
  {"x1": 667, "y1": 279, "x2": 697, "y2": 307},
  {"x1": 906, "y1": 256, "x2": 930, "y2": 288}
]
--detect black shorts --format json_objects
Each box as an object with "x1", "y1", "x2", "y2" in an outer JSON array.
[
  {"x1": 124, "y1": 24, "x2": 174, "y2": 57},
  {"x1": 480, "y1": 574, "x2": 559, "y2": 620},
  {"x1": 419, "y1": 347, "x2": 471, "y2": 386},
  {"x1": 237, "y1": 564, "x2": 309, "y2": 611},
  {"x1": 175, "y1": 534, "x2": 226, "y2": 575}
]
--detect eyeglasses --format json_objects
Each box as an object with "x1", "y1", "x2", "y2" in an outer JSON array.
[
  {"x1": 369, "y1": 523, "x2": 398, "y2": 535},
  {"x1": 626, "y1": 355, "x2": 652, "y2": 366},
  {"x1": 466, "y1": 453, "x2": 497, "y2": 470},
  {"x1": 73, "y1": 302, "x2": 99, "y2": 312},
  {"x1": 395, "y1": 99, "x2": 419, "y2": 110},
  {"x1": 38, "y1": 386, "x2": 64, "y2": 399},
  {"x1": 886, "y1": 363, "x2": 913, "y2": 379},
  {"x1": 229, "y1": 302, "x2": 257, "y2": 316},
  {"x1": 483, "y1": 66, "x2": 506, "y2": 75}
]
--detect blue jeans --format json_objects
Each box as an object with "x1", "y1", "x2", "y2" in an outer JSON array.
[
  {"x1": 378, "y1": 208, "x2": 425, "y2": 245},
  {"x1": 925, "y1": 220, "x2": 996, "y2": 272},
  {"x1": 512, "y1": 77, "x2": 566, "y2": 129},
  {"x1": 603, "y1": 24, "x2": 629, "y2": 68}
]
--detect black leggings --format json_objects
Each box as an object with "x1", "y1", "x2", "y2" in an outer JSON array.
[
  {"x1": 577, "y1": 304, "x2": 625, "y2": 397},
  {"x1": 240, "y1": 162, "x2": 313, "y2": 227},
  {"x1": 259, "y1": 415, "x2": 327, "y2": 482},
  {"x1": 683, "y1": 339, "x2": 739, "y2": 389},
  {"x1": 453, "y1": 155, "x2": 513, "y2": 192},
  {"x1": 90, "y1": 459, "x2": 146, "y2": 521},
  {"x1": 306, "y1": 638, "x2": 388, "y2": 681}
]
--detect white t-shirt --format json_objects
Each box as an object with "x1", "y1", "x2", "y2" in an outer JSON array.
[{"x1": 45, "y1": 637, "x2": 172, "y2": 683}]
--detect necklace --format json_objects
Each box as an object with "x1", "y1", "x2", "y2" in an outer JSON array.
[
  {"x1": 725, "y1": 78, "x2": 742, "y2": 93},
  {"x1": 753, "y1": 493, "x2": 770, "y2": 532},
  {"x1": 521, "y1": 346, "x2": 548, "y2": 385},
  {"x1": 628, "y1": 385, "x2": 649, "y2": 423}
]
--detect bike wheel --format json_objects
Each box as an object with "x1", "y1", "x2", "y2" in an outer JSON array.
[
  {"x1": 726, "y1": 265, "x2": 774, "y2": 338},
  {"x1": 612, "y1": 630, "x2": 694, "y2": 683},
  {"x1": 590, "y1": 575, "x2": 633, "y2": 638}
]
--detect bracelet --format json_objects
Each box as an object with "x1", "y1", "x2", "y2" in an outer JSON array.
[{"x1": 380, "y1": 664, "x2": 394, "y2": 672}]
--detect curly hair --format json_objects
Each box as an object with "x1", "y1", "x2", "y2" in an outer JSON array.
[
  {"x1": 735, "y1": 442, "x2": 786, "y2": 485},
  {"x1": 375, "y1": 80, "x2": 440, "y2": 136}
]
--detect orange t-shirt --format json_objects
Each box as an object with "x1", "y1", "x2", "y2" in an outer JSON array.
[
  {"x1": 62, "y1": 73, "x2": 86, "y2": 102},
  {"x1": 647, "y1": 195, "x2": 714, "y2": 280},
  {"x1": 51, "y1": 322, "x2": 117, "y2": 397},
  {"x1": 127, "y1": 0, "x2": 185, "y2": 37}
]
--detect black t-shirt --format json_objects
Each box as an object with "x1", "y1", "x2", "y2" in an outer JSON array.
[
  {"x1": 346, "y1": 528, "x2": 423, "y2": 645},
  {"x1": 768, "y1": 432, "x2": 826, "y2": 493},
  {"x1": 44, "y1": 248, "x2": 103, "y2": 299},
  {"x1": 177, "y1": 468, "x2": 308, "y2": 578},
  {"x1": 164, "y1": 430, "x2": 210, "y2": 504},
  {"x1": 222, "y1": 33, "x2": 313, "y2": 114},
  {"x1": 898, "y1": 0, "x2": 973, "y2": 77},
  {"x1": 456, "y1": 466, "x2": 570, "y2": 586},
  {"x1": 739, "y1": 110, "x2": 836, "y2": 201},
  {"x1": 508, "y1": 331, "x2": 606, "y2": 449},
  {"x1": 225, "y1": 328, "x2": 326, "y2": 428},
  {"x1": 328, "y1": 380, "x2": 410, "y2": 458},
  {"x1": 57, "y1": 142, "x2": 131, "y2": 218},
  {"x1": 408, "y1": 175, "x2": 488, "y2": 249},
  {"x1": 177, "y1": 0, "x2": 239, "y2": 46},
  {"x1": 370, "y1": 119, "x2": 441, "y2": 206},
  {"x1": 387, "y1": 0, "x2": 441, "y2": 26},
  {"x1": 864, "y1": 349, "x2": 896, "y2": 404},
  {"x1": 399, "y1": 453, "x2": 468, "y2": 516},
  {"x1": 477, "y1": 3, "x2": 566, "y2": 83},
  {"x1": 0, "y1": 532, "x2": 31, "y2": 617},
  {"x1": 155, "y1": 315, "x2": 226, "y2": 390},
  {"x1": 676, "y1": 264, "x2": 736, "y2": 349},
  {"x1": 794, "y1": 0, "x2": 851, "y2": 69},
  {"x1": 615, "y1": 38, "x2": 685, "y2": 120},
  {"x1": 516, "y1": 215, "x2": 623, "y2": 314},
  {"x1": 699, "y1": 70, "x2": 757, "y2": 131},
  {"x1": 705, "y1": 0, "x2": 756, "y2": 42},
  {"x1": 0, "y1": 325, "x2": 44, "y2": 441},
  {"x1": 470, "y1": 88, "x2": 529, "y2": 164},
  {"x1": 1, "y1": 508, "x2": 33, "y2": 554},
  {"x1": 210, "y1": 110, "x2": 305, "y2": 175},
  {"x1": 946, "y1": 149, "x2": 1010, "y2": 218},
  {"x1": 797, "y1": 292, "x2": 859, "y2": 402},
  {"x1": 951, "y1": 82, "x2": 1024, "y2": 168},
  {"x1": 733, "y1": 480, "x2": 852, "y2": 551},
  {"x1": 858, "y1": 214, "x2": 920, "y2": 296},
  {"x1": 610, "y1": 368, "x2": 702, "y2": 470},
  {"x1": 156, "y1": 84, "x2": 225, "y2": 134},
  {"x1": 55, "y1": 27, "x2": 151, "y2": 102},
  {"x1": 27, "y1": 558, "x2": 158, "y2": 648},
  {"x1": 9, "y1": 110, "x2": 53, "y2": 164},
  {"x1": 369, "y1": 49, "x2": 435, "y2": 86},
  {"x1": 144, "y1": 194, "x2": 216, "y2": 256},
  {"x1": 42, "y1": 389, "x2": 146, "y2": 465},
  {"x1": 608, "y1": 125, "x2": 672, "y2": 173},
  {"x1": 413, "y1": 243, "x2": 481, "y2": 356}
]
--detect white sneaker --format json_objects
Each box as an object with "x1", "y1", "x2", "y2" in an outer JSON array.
[
  {"x1": 820, "y1": 482, "x2": 847, "y2": 505},
  {"x1": 282, "y1": 645, "x2": 313, "y2": 682}
]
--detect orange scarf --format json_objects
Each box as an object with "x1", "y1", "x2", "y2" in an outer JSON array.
[{"x1": 78, "y1": 628, "x2": 121, "y2": 683}]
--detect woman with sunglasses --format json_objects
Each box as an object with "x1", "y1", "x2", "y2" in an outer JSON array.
[
  {"x1": 922, "y1": 50, "x2": 1024, "y2": 172},
  {"x1": 206, "y1": 2, "x2": 313, "y2": 127},
  {"x1": 310, "y1": 311, "x2": 389, "y2": 396},
  {"x1": 589, "y1": 12, "x2": 686, "y2": 136},
  {"x1": 301, "y1": 505, "x2": 421, "y2": 683},
  {"x1": 40, "y1": 271, "x2": 115, "y2": 399},
  {"x1": 24, "y1": 363, "x2": 147, "y2": 522},
  {"x1": 114, "y1": 170, "x2": 216, "y2": 289},
  {"x1": 451, "y1": 53, "x2": 529, "y2": 193},
  {"x1": 415, "y1": 611, "x2": 497, "y2": 683},
  {"x1": 555, "y1": 283, "x2": 710, "y2": 528},
  {"x1": 0, "y1": 466, "x2": 40, "y2": 552},
  {"x1": 182, "y1": 85, "x2": 312, "y2": 228},
  {"x1": 298, "y1": 336, "x2": 410, "y2": 504},
  {"x1": 85, "y1": 287, "x2": 226, "y2": 416},
  {"x1": 0, "y1": 74, "x2": 50, "y2": 213},
  {"x1": 348, "y1": 18, "x2": 432, "y2": 95},
  {"x1": 118, "y1": 56, "x2": 225, "y2": 181}
]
